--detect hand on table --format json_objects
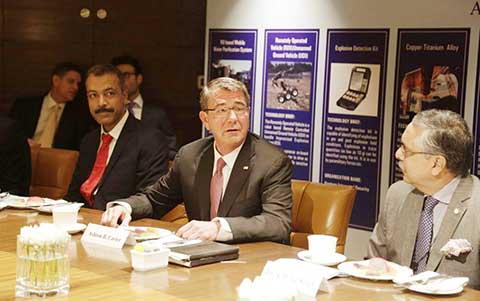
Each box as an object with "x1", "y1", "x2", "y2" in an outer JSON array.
[
  {"x1": 101, "y1": 205, "x2": 131, "y2": 227},
  {"x1": 176, "y1": 220, "x2": 219, "y2": 241}
]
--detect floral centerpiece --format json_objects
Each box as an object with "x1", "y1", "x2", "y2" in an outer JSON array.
[{"x1": 16, "y1": 223, "x2": 71, "y2": 297}]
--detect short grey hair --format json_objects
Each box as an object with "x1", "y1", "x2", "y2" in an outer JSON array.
[
  {"x1": 199, "y1": 77, "x2": 250, "y2": 111},
  {"x1": 412, "y1": 109, "x2": 472, "y2": 177}
]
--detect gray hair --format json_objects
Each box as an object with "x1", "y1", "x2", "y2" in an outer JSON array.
[
  {"x1": 412, "y1": 109, "x2": 472, "y2": 177},
  {"x1": 199, "y1": 77, "x2": 250, "y2": 111}
]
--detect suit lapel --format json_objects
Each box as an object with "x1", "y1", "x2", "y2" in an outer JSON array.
[
  {"x1": 394, "y1": 190, "x2": 424, "y2": 266},
  {"x1": 97, "y1": 116, "x2": 134, "y2": 189},
  {"x1": 194, "y1": 143, "x2": 214, "y2": 220},
  {"x1": 427, "y1": 176, "x2": 472, "y2": 271},
  {"x1": 217, "y1": 135, "x2": 253, "y2": 217}
]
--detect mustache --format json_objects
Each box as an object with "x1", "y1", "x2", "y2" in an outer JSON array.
[{"x1": 95, "y1": 107, "x2": 114, "y2": 114}]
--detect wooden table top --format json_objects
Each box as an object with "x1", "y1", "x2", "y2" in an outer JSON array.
[{"x1": 0, "y1": 207, "x2": 478, "y2": 300}]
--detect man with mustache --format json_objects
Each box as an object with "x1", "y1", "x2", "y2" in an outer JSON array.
[
  {"x1": 10, "y1": 62, "x2": 92, "y2": 150},
  {"x1": 64, "y1": 64, "x2": 169, "y2": 210},
  {"x1": 102, "y1": 77, "x2": 292, "y2": 244},
  {"x1": 368, "y1": 110, "x2": 480, "y2": 288}
]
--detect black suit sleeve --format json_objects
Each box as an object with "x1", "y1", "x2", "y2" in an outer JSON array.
[{"x1": 0, "y1": 117, "x2": 31, "y2": 195}]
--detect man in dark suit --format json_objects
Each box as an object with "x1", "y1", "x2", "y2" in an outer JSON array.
[
  {"x1": 102, "y1": 77, "x2": 293, "y2": 244},
  {"x1": 0, "y1": 113, "x2": 31, "y2": 195},
  {"x1": 111, "y1": 55, "x2": 177, "y2": 159},
  {"x1": 64, "y1": 64, "x2": 169, "y2": 210},
  {"x1": 10, "y1": 62, "x2": 93, "y2": 150},
  {"x1": 368, "y1": 110, "x2": 480, "y2": 288}
]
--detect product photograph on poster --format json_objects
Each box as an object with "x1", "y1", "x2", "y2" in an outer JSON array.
[
  {"x1": 389, "y1": 28, "x2": 469, "y2": 184},
  {"x1": 328, "y1": 63, "x2": 380, "y2": 117},
  {"x1": 266, "y1": 62, "x2": 311, "y2": 111}
]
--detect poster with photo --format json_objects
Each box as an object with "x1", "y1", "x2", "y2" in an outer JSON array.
[
  {"x1": 390, "y1": 29, "x2": 469, "y2": 184},
  {"x1": 320, "y1": 29, "x2": 389, "y2": 230},
  {"x1": 261, "y1": 30, "x2": 319, "y2": 180},
  {"x1": 206, "y1": 29, "x2": 257, "y2": 134}
]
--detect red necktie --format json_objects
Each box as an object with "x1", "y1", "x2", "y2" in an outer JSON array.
[
  {"x1": 210, "y1": 158, "x2": 226, "y2": 219},
  {"x1": 80, "y1": 134, "x2": 113, "y2": 207}
]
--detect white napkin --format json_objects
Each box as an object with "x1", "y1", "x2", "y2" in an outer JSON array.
[
  {"x1": 412, "y1": 276, "x2": 469, "y2": 292},
  {"x1": 440, "y1": 239, "x2": 472, "y2": 257}
]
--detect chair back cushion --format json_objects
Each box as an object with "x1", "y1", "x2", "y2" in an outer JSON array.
[
  {"x1": 30, "y1": 147, "x2": 79, "y2": 199},
  {"x1": 290, "y1": 180, "x2": 356, "y2": 253}
]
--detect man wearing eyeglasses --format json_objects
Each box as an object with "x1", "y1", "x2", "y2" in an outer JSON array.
[
  {"x1": 368, "y1": 109, "x2": 480, "y2": 288},
  {"x1": 65, "y1": 64, "x2": 169, "y2": 210},
  {"x1": 102, "y1": 77, "x2": 293, "y2": 244},
  {"x1": 111, "y1": 55, "x2": 177, "y2": 160}
]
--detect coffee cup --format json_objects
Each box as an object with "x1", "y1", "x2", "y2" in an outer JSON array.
[
  {"x1": 52, "y1": 205, "x2": 79, "y2": 227},
  {"x1": 307, "y1": 234, "x2": 337, "y2": 262}
]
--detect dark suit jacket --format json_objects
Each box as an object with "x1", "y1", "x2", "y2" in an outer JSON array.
[
  {"x1": 120, "y1": 133, "x2": 293, "y2": 244},
  {"x1": 140, "y1": 102, "x2": 177, "y2": 160},
  {"x1": 9, "y1": 95, "x2": 93, "y2": 150},
  {"x1": 368, "y1": 177, "x2": 480, "y2": 288},
  {"x1": 0, "y1": 113, "x2": 31, "y2": 195},
  {"x1": 65, "y1": 115, "x2": 169, "y2": 210}
]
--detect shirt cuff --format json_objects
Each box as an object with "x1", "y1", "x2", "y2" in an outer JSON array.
[
  {"x1": 212, "y1": 217, "x2": 233, "y2": 241},
  {"x1": 106, "y1": 201, "x2": 132, "y2": 215}
]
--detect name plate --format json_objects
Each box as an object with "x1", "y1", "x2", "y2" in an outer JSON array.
[
  {"x1": 81, "y1": 223, "x2": 130, "y2": 248},
  {"x1": 261, "y1": 259, "x2": 331, "y2": 296}
]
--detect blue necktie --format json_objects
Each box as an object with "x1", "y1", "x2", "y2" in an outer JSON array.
[{"x1": 412, "y1": 196, "x2": 439, "y2": 273}]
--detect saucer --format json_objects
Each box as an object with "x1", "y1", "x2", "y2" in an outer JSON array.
[
  {"x1": 58, "y1": 223, "x2": 87, "y2": 234},
  {"x1": 297, "y1": 250, "x2": 347, "y2": 266}
]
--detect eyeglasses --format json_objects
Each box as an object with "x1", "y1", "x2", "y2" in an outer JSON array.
[
  {"x1": 204, "y1": 104, "x2": 249, "y2": 118},
  {"x1": 121, "y1": 72, "x2": 136, "y2": 78},
  {"x1": 398, "y1": 143, "x2": 437, "y2": 159}
]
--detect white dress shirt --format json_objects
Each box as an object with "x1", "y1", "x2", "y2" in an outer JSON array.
[
  {"x1": 93, "y1": 111, "x2": 129, "y2": 195},
  {"x1": 129, "y1": 94, "x2": 144, "y2": 120}
]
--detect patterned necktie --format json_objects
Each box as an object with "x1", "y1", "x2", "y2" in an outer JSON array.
[
  {"x1": 412, "y1": 196, "x2": 439, "y2": 273},
  {"x1": 80, "y1": 134, "x2": 113, "y2": 207},
  {"x1": 37, "y1": 104, "x2": 60, "y2": 147},
  {"x1": 127, "y1": 101, "x2": 135, "y2": 117},
  {"x1": 210, "y1": 158, "x2": 226, "y2": 219}
]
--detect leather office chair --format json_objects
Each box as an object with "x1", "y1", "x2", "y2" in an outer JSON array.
[
  {"x1": 290, "y1": 180, "x2": 356, "y2": 254},
  {"x1": 30, "y1": 147, "x2": 79, "y2": 199},
  {"x1": 160, "y1": 204, "x2": 188, "y2": 225}
]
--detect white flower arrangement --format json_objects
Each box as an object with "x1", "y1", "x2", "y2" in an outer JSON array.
[
  {"x1": 17, "y1": 223, "x2": 71, "y2": 291},
  {"x1": 440, "y1": 239, "x2": 472, "y2": 257}
]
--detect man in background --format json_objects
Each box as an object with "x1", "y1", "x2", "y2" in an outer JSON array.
[
  {"x1": 10, "y1": 62, "x2": 92, "y2": 150},
  {"x1": 111, "y1": 55, "x2": 177, "y2": 159},
  {"x1": 65, "y1": 64, "x2": 168, "y2": 210},
  {"x1": 368, "y1": 109, "x2": 480, "y2": 288},
  {"x1": 102, "y1": 77, "x2": 293, "y2": 244},
  {"x1": 0, "y1": 113, "x2": 31, "y2": 195}
]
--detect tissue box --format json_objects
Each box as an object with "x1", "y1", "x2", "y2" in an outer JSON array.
[{"x1": 130, "y1": 247, "x2": 170, "y2": 271}]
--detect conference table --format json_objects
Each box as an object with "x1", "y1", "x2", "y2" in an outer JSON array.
[{"x1": 0, "y1": 207, "x2": 478, "y2": 300}]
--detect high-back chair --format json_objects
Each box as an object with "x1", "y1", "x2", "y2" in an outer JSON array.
[
  {"x1": 290, "y1": 180, "x2": 356, "y2": 254},
  {"x1": 30, "y1": 147, "x2": 79, "y2": 199}
]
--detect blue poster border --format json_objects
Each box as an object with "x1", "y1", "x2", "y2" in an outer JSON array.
[
  {"x1": 320, "y1": 28, "x2": 389, "y2": 230},
  {"x1": 260, "y1": 29, "x2": 320, "y2": 181},
  {"x1": 389, "y1": 28, "x2": 470, "y2": 185}
]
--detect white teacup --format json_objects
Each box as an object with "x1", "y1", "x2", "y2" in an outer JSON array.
[
  {"x1": 307, "y1": 234, "x2": 337, "y2": 262},
  {"x1": 52, "y1": 205, "x2": 79, "y2": 227}
]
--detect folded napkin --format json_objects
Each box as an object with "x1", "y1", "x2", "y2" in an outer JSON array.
[{"x1": 394, "y1": 271, "x2": 469, "y2": 293}]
